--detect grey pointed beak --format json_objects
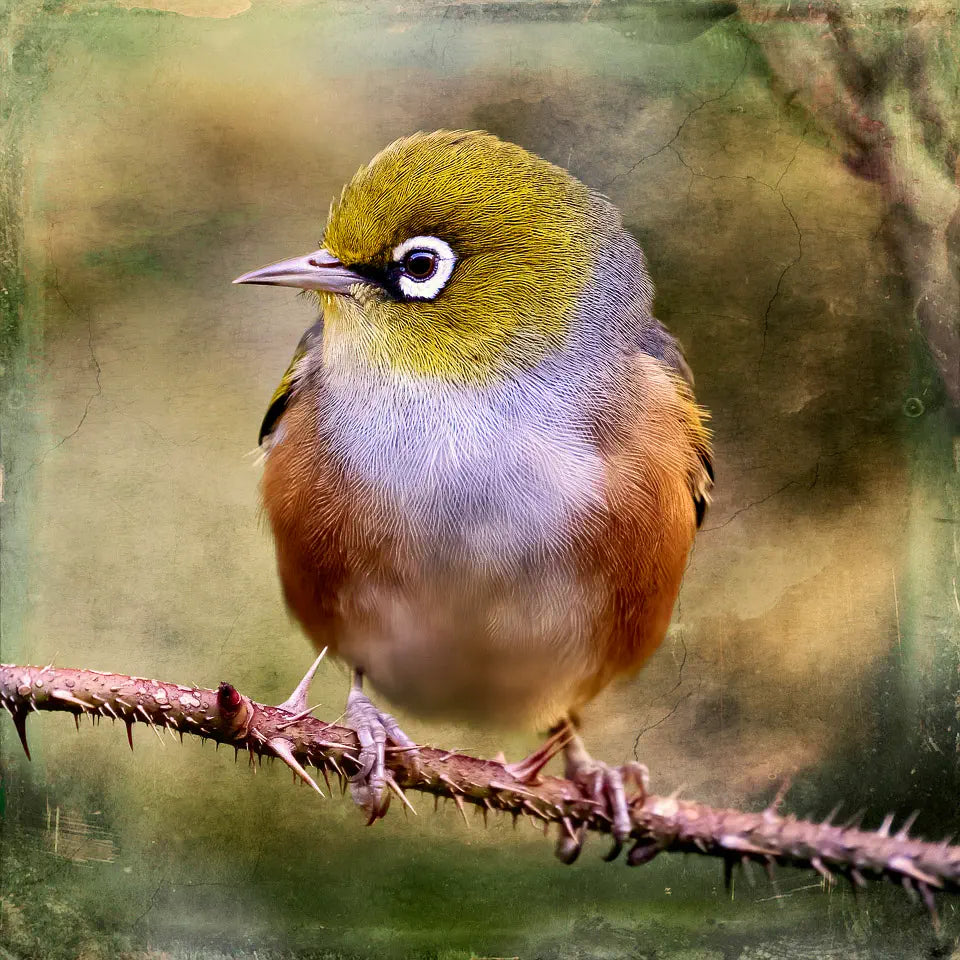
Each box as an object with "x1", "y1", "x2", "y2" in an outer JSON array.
[{"x1": 233, "y1": 248, "x2": 366, "y2": 293}]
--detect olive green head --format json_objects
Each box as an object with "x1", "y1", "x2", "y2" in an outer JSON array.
[{"x1": 235, "y1": 130, "x2": 598, "y2": 382}]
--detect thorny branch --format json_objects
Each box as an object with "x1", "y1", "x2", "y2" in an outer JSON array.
[{"x1": 4, "y1": 661, "x2": 960, "y2": 926}]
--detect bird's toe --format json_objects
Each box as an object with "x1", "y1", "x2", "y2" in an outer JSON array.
[{"x1": 345, "y1": 688, "x2": 419, "y2": 823}]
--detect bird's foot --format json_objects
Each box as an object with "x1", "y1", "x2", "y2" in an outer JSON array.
[
  {"x1": 557, "y1": 747, "x2": 649, "y2": 864},
  {"x1": 345, "y1": 684, "x2": 420, "y2": 824}
]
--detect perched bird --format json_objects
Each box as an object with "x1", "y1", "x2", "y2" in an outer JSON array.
[{"x1": 234, "y1": 130, "x2": 712, "y2": 858}]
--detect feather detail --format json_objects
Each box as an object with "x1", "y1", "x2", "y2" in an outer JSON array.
[{"x1": 259, "y1": 318, "x2": 324, "y2": 445}]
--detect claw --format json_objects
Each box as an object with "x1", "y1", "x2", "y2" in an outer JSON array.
[
  {"x1": 344, "y1": 672, "x2": 419, "y2": 823},
  {"x1": 555, "y1": 731, "x2": 647, "y2": 864},
  {"x1": 556, "y1": 822, "x2": 586, "y2": 864}
]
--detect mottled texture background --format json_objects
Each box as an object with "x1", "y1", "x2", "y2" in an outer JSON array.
[{"x1": 2, "y1": 1, "x2": 959, "y2": 957}]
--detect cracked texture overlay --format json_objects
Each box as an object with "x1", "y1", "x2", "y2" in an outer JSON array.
[{"x1": 2, "y1": 2, "x2": 959, "y2": 958}]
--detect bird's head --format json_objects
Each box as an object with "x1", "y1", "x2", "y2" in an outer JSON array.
[{"x1": 234, "y1": 130, "x2": 600, "y2": 384}]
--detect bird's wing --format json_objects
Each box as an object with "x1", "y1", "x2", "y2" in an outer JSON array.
[
  {"x1": 635, "y1": 330, "x2": 714, "y2": 528},
  {"x1": 259, "y1": 317, "x2": 324, "y2": 445}
]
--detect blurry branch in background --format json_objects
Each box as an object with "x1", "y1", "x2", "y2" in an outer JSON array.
[
  {"x1": 4, "y1": 661, "x2": 960, "y2": 926},
  {"x1": 736, "y1": 0, "x2": 960, "y2": 426}
]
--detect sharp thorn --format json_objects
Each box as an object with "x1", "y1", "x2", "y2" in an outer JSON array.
[
  {"x1": 453, "y1": 794, "x2": 469, "y2": 827},
  {"x1": 276, "y1": 648, "x2": 327, "y2": 715},
  {"x1": 13, "y1": 709, "x2": 31, "y2": 760},
  {"x1": 50, "y1": 690, "x2": 90, "y2": 711},
  {"x1": 125, "y1": 720, "x2": 134, "y2": 751},
  {"x1": 318, "y1": 762, "x2": 332, "y2": 794},
  {"x1": 438, "y1": 773, "x2": 461, "y2": 793},
  {"x1": 811, "y1": 857, "x2": 834, "y2": 885},
  {"x1": 267, "y1": 738, "x2": 325, "y2": 797},
  {"x1": 385, "y1": 774, "x2": 417, "y2": 815},
  {"x1": 901, "y1": 876, "x2": 919, "y2": 904},
  {"x1": 823, "y1": 802, "x2": 842, "y2": 825},
  {"x1": 877, "y1": 813, "x2": 895, "y2": 838},
  {"x1": 841, "y1": 808, "x2": 866, "y2": 830},
  {"x1": 895, "y1": 810, "x2": 920, "y2": 841},
  {"x1": 74, "y1": 713, "x2": 80, "y2": 732},
  {"x1": 918, "y1": 882, "x2": 940, "y2": 932}
]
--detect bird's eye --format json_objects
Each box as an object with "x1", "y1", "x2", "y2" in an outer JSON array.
[
  {"x1": 390, "y1": 235, "x2": 457, "y2": 301},
  {"x1": 402, "y1": 250, "x2": 438, "y2": 281}
]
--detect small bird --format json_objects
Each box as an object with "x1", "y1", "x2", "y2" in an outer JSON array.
[{"x1": 234, "y1": 130, "x2": 712, "y2": 858}]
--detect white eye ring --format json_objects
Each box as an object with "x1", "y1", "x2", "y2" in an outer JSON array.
[{"x1": 392, "y1": 236, "x2": 457, "y2": 300}]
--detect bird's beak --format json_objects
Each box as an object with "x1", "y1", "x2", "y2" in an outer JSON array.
[{"x1": 232, "y1": 248, "x2": 366, "y2": 294}]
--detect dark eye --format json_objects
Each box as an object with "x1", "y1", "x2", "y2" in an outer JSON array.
[{"x1": 402, "y1": 250, "x2": 438, "y2": 281}]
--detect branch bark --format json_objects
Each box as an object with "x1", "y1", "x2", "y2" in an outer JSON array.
[{"x1": 3, "y1": 662, "x2": 959, "y2": 920}]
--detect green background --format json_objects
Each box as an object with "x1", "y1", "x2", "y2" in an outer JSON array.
[{"x1": 2, "y1": 1, "x2": 959, "y2": 957}]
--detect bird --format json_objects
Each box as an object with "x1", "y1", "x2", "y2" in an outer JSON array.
[{"x1": 233, "y1": 130, "x2": 712, "y2": 860}]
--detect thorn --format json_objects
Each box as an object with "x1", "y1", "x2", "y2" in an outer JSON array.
[
  {"x1": 822, "y1": 802, "x2": 842, "y2": 825},
  {"x1": 433, "y1": 793, "x2": 439, "y2": 813},
  {"x1": 327, "y1": 755, "x2": 344, "y2": 778},
  {"x1": 560, "y1": 816, "x2": 577, "y2": 842},
  {"x1": 895, "y1": 810, "x2": 920, "y2": 840},
  {"x1": 901, "y1": 876, "x2": 919, "y2": 904},
  {"x1": 125, "y1": 720, "x2": 134, "y2": 751},
  {"x1": 877, "y1": 813, "x2": 895, "y2": 838},
  {"x1": 266, "y1": 738, "x2": 325, "y2": 797},
  {"x1": 101, "y1": 702, "x2": 118, "y2": 721},
  {"x1": 741, "y1": 856, "x2": 757, "y2": 887},
  {"x1": 453, "y1": 794, "x2": 469, "y2": 827},
  {"x1": 318, "y1": 762, "x2": 332, "y2": 794},
  {"x1": 74, "y1": 714, "x2": 80, "y2": 732},
  {"x1": 841, "y1": 808, "x2": 866, "y2": 830},
  {"x1": 811, "y1": 857, "x2": 834, "y2": 885},
  {"x1": 889, "y1": 856, "x2": 941, "y2": 888},
  {"x1": 385, "y1": 774, "x2": 417, "y2": 815},
  {"x1": 13, "y1": 709, "x2": 30, "y2": 760},
  {"x1": 918, "y1": 882, "x2": 940, "y2": 932},
  {"x1": 438, "y1": 773, "x2": 461, "y2": 793},
  {"x1": 723, "y1": 855, "x2": 735, "y2": 890},
  {"x1": 511, "y1": 811, "x2": 519, "y2": 829},
  {"x1": 50, "y1": 689, "x2": 90, "y2": 711},
  {"x1": 276, "y1": 649, "x2": 327, "y2": 715},
  {"x1": 766, "y1": 776, "x2": 792, "y2": 814}
]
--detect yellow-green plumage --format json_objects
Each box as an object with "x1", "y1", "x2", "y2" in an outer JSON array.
[{"x1": 320, "y1": 130, "x2": 594, "y2": 383}]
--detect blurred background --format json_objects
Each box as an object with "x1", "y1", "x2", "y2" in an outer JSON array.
[{"x1": 2, "y1": 0, "x2": 959, "y2": 957}]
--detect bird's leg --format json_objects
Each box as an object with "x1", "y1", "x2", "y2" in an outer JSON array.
[
  {"x1": 504, "y1": 719, "x2": 575, "y2": 783},
  {"x1": 556, "y1": 724, "x2": 649, "y2": 864},
  {"x1": 345, "y1": 669, "x2": 420, "y2": 823}
]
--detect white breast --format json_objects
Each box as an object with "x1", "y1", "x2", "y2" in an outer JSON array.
[{"x1": 314, "y1": 366, "x2": 610, "y2": 726}]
